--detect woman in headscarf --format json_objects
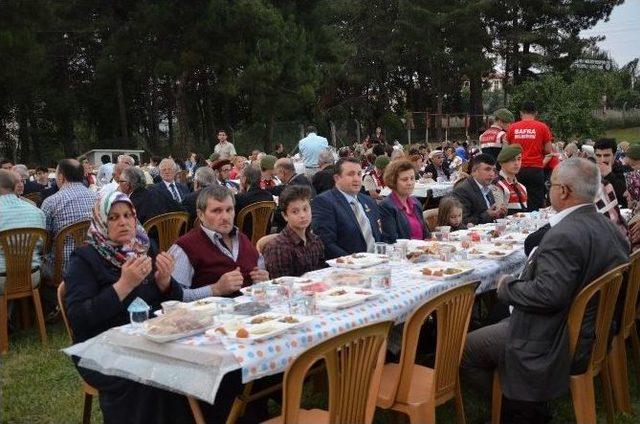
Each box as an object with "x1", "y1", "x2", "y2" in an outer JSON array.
[{"x1": 64, "y1": 191, "x2": 191, "y2": 423}]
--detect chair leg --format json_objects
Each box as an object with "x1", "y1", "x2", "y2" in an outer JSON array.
[
  {"x1": 82, "y1": 391, "x2": 93, "y2": 424},
  {"x1": 225, "y1": 382, "x2": 253, "y2": 424},
  {"x1": 491, "y1": 371, "x2": 502, "y2": 424},
  {"x1": 32, "y1": 289, "x2": 48, "y2": 346},
  {"x1": 187, "y1": 396, "x2": 206, "y2": 424},
  {"x1": 20, "y1": 297, "x2": 31, "y2": 329},
  {"x1": 570, "y1": 373, "x2": 597, "y2": 424},
  {"x1": 406, "y1": 404, "x2": 435, "y2": 424},
  {"x1": 0, "y1": 295, "x2": 8, "y2": 353},
  {"x1": 630, "y1": 325, "x2": 640, "y2": 389},
  {"x1": 608, "y1": 335, "x2": 632, "y2": 413},
  {"x1": 599, "y1": 364, "x2": 616, "y2": 424},
  {"x1": 454, "y1": 378, "x2": 466, "y2": 424}
]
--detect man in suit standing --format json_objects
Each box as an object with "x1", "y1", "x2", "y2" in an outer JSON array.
[
  {"x1": 151, "y1": 158, "x2": 189, "y2": 203},
  {"x1": 453, "y1": 153, "x2": 506, "y2": 225},
  {"x1": 461, "y1": 158, "x2": 629, "y2": 423},
  {"x1": 312, "y1": 157, "x2": 383, "y2": 259}
]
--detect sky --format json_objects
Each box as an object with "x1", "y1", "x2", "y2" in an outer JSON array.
[{"x1": 580, "y1": 0, "x2": 640, "y2": 67}]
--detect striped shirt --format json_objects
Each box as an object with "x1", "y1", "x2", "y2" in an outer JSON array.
[
  {"x1": 0, "y1": 194, "x2": 46, "y2": 274},
  {"x1": 41, "y1": 182, "x2": 97, "y2": 269}
]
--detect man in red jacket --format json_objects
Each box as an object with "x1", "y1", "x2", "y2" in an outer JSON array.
[{"x1": 506, "y1": 101, "x2": 553, "y2": 211}]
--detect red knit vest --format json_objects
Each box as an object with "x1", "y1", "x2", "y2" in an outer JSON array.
[{"x1": 175, "y1": 227, "x2": 259, "y2": 289}]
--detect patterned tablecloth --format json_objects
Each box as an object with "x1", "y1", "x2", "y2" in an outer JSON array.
[
  {"x1": 380, "y1": 181, "x2": 454, "y2": 198},
  {"x1": 64, "y1": 242, "x2": 525, "y2": 404}
]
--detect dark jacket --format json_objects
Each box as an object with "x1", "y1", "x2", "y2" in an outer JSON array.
[
  {"x1": 311, "y1": 188, "x2": 383, "y2": 259},
  {"x1": 453, "y1": 177, "x2": 494, "y2": 225},
  {"x1": 497, "y1": 205, "x2": 629, "y2": 401},
  {"x1": 423, "y1": 162, "x2": 451, "y2": 181},
  {"x1": 130, "y1": 186, "x2": 184, "y2": 227},
  {"x1": 181, "y1": 189, "x2": 200, "y2": 224},
  {"x1": 379, "y1": 194, "x2": 429, "y2": 242},
  {"x1": 604, "y1": 163, "x2": 627, "y2": 208},
  {"x1": 150, "y1": 181, "x2": 189, "y2": 203},
  {"x1": 312, "y1": 166, "x2": 335, "y2": 194}
]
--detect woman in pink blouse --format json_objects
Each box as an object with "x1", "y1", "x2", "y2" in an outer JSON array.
[{"x1": 379, "y1": 159, "x2": 430, "y2": 242}]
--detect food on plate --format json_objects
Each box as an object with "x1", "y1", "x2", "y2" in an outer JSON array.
[
  {"x1": 488, "y1": 230, "x2": 501, "y2": 238},
  {"x1": 522, "y1": 229, "x2": 530, "y2": 234},
  {"x1": 352, "y1": 253, "x2": 367, "y2": 259},
  {"x1": 461, "y1": 240, "x2": 471, "y2": 249},
  {"x1": 421, "y1": 267, "x2": 433, "y2": 275},
  {"x1": 355, "y1": 290, "x2": 371, "y2": 295},
  {"x1": 329, "y1": 289, "x2": 348, "y2": 296},
  {"x1": 300, "y1": 282, "x2": 330, "y2": 293},
  {"x1": 214, "y1": 327, "x2": 227, "y2": 336},
  {"x1": 250, "y1": 315, "x2": 277, "y2": 324},
  {"x1": 144, "y1": 310, "x2": 214, "y2": 336},
  {"x1": 406, "y1": 251, "x2": 426, "y2": 261},
  {"x1": 279, "y1": 316, "x2": 300, "y2": 324},
  {"x1": 193, "y1": 298, "x2": 214, "y2": 306},
  {"x1": 489, "y1": 250, "x2": 506, "y2": 256},
  {"x1": 515, "y1": 213, "x2": 526, "y2": 218},
  {"x1": 443, "y1": 268, "x2": 463, "y2": 275},
  {"x1": 433, "y1": 269, "x2": 443, "y2": 277},
  {"x1": 235, "y1": 328, "x2": 249, "y2": 338},
  {"x1": 469, "y1": 248, "x2": 482, "y2": 254}
]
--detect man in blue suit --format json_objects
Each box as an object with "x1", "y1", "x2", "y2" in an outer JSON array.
[
  {"x1": 150, "y1": 158, "x2": 190, "y2": 202},
  {"x1": 312, "y1": 157, "x2": 383, "y2": 259}
]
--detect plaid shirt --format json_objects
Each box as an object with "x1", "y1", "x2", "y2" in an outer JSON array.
[
  {"x1": 41, "y1": 182, "x2": 97, "y2": 268},
  {"x1": 263, "y1": 225, "x2": 325, "y2": 278},
  {"x1": 0, "y1": 194, "x2": 46, "y2": 274}
]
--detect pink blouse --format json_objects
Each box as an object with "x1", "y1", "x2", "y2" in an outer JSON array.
[{"x1": 391, "y1": 192, "x2": 424, "y2": 240}]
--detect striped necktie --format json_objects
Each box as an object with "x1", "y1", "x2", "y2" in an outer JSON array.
[
  {"x1": 350, "y1": 200, "x2": 376, "y2": 253},
  {"x1": 169, "y1": 183, "x2": 181, "y2": 202}
]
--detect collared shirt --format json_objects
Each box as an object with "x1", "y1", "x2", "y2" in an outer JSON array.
[
  {"x1": 169, "y1": 226, "x2": 265, "y2": 301},
  {"x1": 337, "y1": 188, "x2": 375, "y2": 233},
  {"x1": 41, "y1": 182, "x2": 97, "y2": 268},
  {"x1": 549, "y1": 203, "x2": 589, "y2": 227},
  {"x1": 263, "y1": 225, "x2": 325, "y2": 278},
  {"x1": 214, "y1": 141, "x2": 237, "y2": 160},
  {"x1": 0, "y1": 194, "x2": 46, "y2": 273},
  {"x1": 474, "y1": 179, "x2": 493, "y2": 208},
  {"x1": 98, "y1": 180, "x2": 119, "y2": 198},
  {"x1": 163, "y1": 180, "x2": 182, "y2": 202},
  {"x1": 299, "y1": 132, "x2": 329, "y2": 167}
]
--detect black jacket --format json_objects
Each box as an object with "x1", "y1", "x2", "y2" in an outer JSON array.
[
  {"x1": 379, "y1": 195, "x2": 430, "y2": 242},
  {"x1": 181, "y1": 189, "x2": 200, "y2": 224},
  {"x1": 604, "y1": 162, "x2": 627, "y2": 208},
  {"x1": 312, "y1": 166, "x2": 335, "y2": 195},
  {"x1": 150, "y1": 181, "x2": 189, "y2": 203},
  {"x1": 423, "y1": 162, "x2": 451, "y2": 181},
  {"x1": 453, "y1": 177, "x2": 494, "y2": 225},
  {"x1": 129, "y1": 187, "x2": 184, "y2": 227}
]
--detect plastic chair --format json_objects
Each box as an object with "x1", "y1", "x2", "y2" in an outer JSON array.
[
  {"x1": 376, "y1": 281, "x2": 479, "y2": 424},
  {"x1": 491, "y1": 262, "x2": 628, "y2": 424},
  {"x1": 57, "y1": 282, "x2": 98, "y2": 424},
  {"x1": 423, "y1": 208, "x2": 439, "y2": 232},
  {"x1": 256, "y1": 234, "x2": 279, "y2": 254},
  {"x1": 50, "y1": 220, "x2": 90, "y2": 287},
  {"x1": 0, "y1": 227, "x2": 48, "y2": 353},
  {"x1": 24, "y1": 191, "x2": 41, "y2": 204},
  {"x1": 142, "y1": 211, "x2": 189, "y2": 252},
  {"x1": 609, "y1": 250, "x2": 640, "y2": 413},
  {"x1": 263, "y1": 320, "x2": 392, "y2": 424},
  {"x1": 236, "y1": 201, "x2": 276, "y2": 246}
]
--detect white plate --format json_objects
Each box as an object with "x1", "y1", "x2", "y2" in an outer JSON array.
[
  {"x1": 207, "y1": 313, "x2": 314, "y2": 342},
  {"x1": 410, "y1": 261, "x2": 474, "y2": 280},
  {"x1": 142, "y1": 326, "x2": 214, "y2": 343},
  {"x1": 316, "y1": 286, "x2": 382, "y2": 310},
  {"x1": 494, "y1": 233, "x2": 528, "y2": 244},
  {"x1": 466, "y1": 244, "x2": 519, "y2": 259},
  {"x1": 326, "y1": 253, "x2": 389, "y2": 269}
]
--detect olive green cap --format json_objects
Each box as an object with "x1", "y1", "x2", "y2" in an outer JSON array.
[
  {"x1": 260, "y1": 155, "x2": 277, "y2": 170},
  {"x1": 494, "y1": 108, "x2": 514, "y2": 123},
  {"x1": 497, "y1": 144, "x2": 522, "y2": 163},
  {"x1": 374, "y1": 155, "x2": 390, "y2": 169}
]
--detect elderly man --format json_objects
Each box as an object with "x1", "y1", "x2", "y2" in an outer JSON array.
[
  {"x1": 169, "y1": 185, "x2": 269, "y2": 301},
  {"x1": 453, "y1": 154, "x2": 506, "y2": 225},
  {"x1": 423, "y1": 150, "x2": 451, "y2": 181},
  {"x1": 298, "y1": 125, "x2": 329, "y2": 177},
  {"x1": 495, "y1": 144, "x2": 528, "y2": 215},
  {"x1": 41, "y1": 159, "x2": 97, "y2": 274},
  {"x1": 98, "y1": 155, "x2": 136, "y2": 197},
  {"x1": 213, "y1": 129, "x2": 237, "y2": 160},
  {"x1": 480, "y1": 108, "x2": 514, "y2": 160},
  {"x1": 461, "y1": 158, "x2": 629, "y2": 423},
  {"x1": 311, "y1": 157, "x2": 383, "y2": 259},
  {"x1": 311, "y1": 150, "x2": 335, "y2": 194},
  {"x1": 151, "y1": 158, "x2": 189, "y2": 203},
  {"x1": 118, "y1": 167, "x2": 184, "y2": 226},
  {"x1": 182, "y1": 166, "x2": 217, "y2": 223},
  {"x1": 12, "y1": 164, "x2": 40, "y2": 195},
  {"x1": 271, "y1": 157, "x2": 314, "y2": 231}
]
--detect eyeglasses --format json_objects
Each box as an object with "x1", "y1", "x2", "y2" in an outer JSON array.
[
  {"x1": 549, "y1": 183, "x2": 571, "y2": 192},
  {"x1": 116, "y1": 180, "x2": 128, "y2": 184}
]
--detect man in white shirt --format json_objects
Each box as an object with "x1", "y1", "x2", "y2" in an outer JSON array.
[
  {"x1": 298, "y1": 125, "x2": 329, "y2": 177},
  {"x1": 213, "y1": 129, "x2": 237, "y2": 160}
]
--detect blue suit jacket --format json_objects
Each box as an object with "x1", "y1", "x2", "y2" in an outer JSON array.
[
  {"x1": 311, "y1": 188, "x2": 383, "y2": 259},
  {"x1": 151, "y1": 181, "x2": 190, "y2": 202},
  {"x1": 379, "y1": 195, "x2": 429, "y2": 243}
]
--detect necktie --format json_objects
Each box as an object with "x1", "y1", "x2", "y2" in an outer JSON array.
[
  {"x1": 485, "y1": 189, "x2": 496, "y2": 207},
  {"x1": 350, "y1": 200, "x2": 376, "y2": 253},
  {"x1": 169, "y1": 183, "x2": 181, "y2": 202}
]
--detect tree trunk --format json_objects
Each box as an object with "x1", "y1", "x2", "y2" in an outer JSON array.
[
  {"x1": 116, "y1": 75, "x2": 129, "y2": 145},
  {"x1": 148, "y1": 77, "x2": 160, "y2": 151},
  {"x1": 17, "y1": 103, "x2": 32, "y2": 164},
  {"x1": 264, "y1": 113, "x2": 275, "y2": 153},
  {"x1": 469, "y1": 71, "x2": 484, "y2": 137},
  {"x1": 435, "y1": 94, "x2": 443, "y2": 142},
  {"x1": 173, "y1": 71, "x2": 194, "y2": 156}
]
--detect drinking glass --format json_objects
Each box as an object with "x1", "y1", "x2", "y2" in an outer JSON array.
[
  {"x1": 435, "y1": 226, "x2": 451, "y2": 240},
  {"x1": 432, "y1": 231, "x2": 443, "y2": 241},
  {"x1": 251, "y1": 283, "x2": 268, "y2": 304},
  {"x1": 375, "y1": 242, "x2": 388, "y2": 256},
  {"x1": 371, "y1": 265, "x2": 392, "y2": 289}
]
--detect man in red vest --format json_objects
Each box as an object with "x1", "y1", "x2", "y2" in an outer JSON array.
[
  {"x1": 479, "y1": 108, "x2": 514, "y2": 160},
  {"x1": 168, "y1": 185, "x2": 269, "y2": 300},
  {"x1": 506, "y1": 101, "x2": 553, "y2": 211}
]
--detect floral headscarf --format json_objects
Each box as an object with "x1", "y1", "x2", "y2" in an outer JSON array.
[{"x1": 87, "y1": 191, "x2": 150, "y2": 268}]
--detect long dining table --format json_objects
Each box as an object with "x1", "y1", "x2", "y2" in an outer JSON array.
[{"x1": 63, "y1": 217, "x2": 545, "y2": 406}]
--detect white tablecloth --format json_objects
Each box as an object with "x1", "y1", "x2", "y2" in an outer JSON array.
[
  {"x1": 380, "y1": 181, "x2": 454, "y2": 199},
  {"x1": 64, "y1": 246, "x2": 525, "y2": 404}
]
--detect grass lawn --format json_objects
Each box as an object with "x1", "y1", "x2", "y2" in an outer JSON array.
[
  {"x1": 3, "y1": 322, "x2": 640, "y2": 423},
  {"x1": 603, "y1": 127, "x2": 640, "y2": 144}
]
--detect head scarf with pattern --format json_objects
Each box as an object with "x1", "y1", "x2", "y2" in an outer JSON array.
[{"x1": 87, "y1": 191, "x2": 150, "y2": 268}]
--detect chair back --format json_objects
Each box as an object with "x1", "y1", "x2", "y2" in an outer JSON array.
[
  {"x1": 256, "y1": 233, "x2": 279, "y2": 254},
  {"x1": 567, "y1": 263, "x2": 628, "y2": 374},
  {"x1": 51, "y1": 220, "x2": 90, "y2": 287},
  {"x1": 620, "y1": 250, "x2": 640, "y2": 339},
  {"x1": 280, "y1": 321, "x2": 392, "y2": 424},
  {"x1": 0, "y1": 228, "x2": 47, "y2": 296},
  {"x1": 142, "y1": 212, "x2": 190, "y2": 251},
  {"x1": 394, "y1": 281, "x2": 478, "y2": 404},
  {"x1": 423, "y1": 208, "x2": 439, "y2": 232},
  {"x1": 24, "y1": 191, "x2": 41, "y2": 204},
  {"x1": 57, "y1": 281, "x2": 73, "y2": 342},
  {"x1": 236, "y1": 201, "x2": 276, "y2": 245}
]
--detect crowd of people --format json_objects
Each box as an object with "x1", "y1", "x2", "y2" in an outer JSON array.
[{"x1": 0, "y1": 99, "x2": 638, "y2": 423}]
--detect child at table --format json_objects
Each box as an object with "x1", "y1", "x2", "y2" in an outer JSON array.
[
  {"x1": 263, "y1": 185, "x2": 325, "y2": 278},
  {"x1": 436, "y1": 196, "x2": 465, "y2": 232}
]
